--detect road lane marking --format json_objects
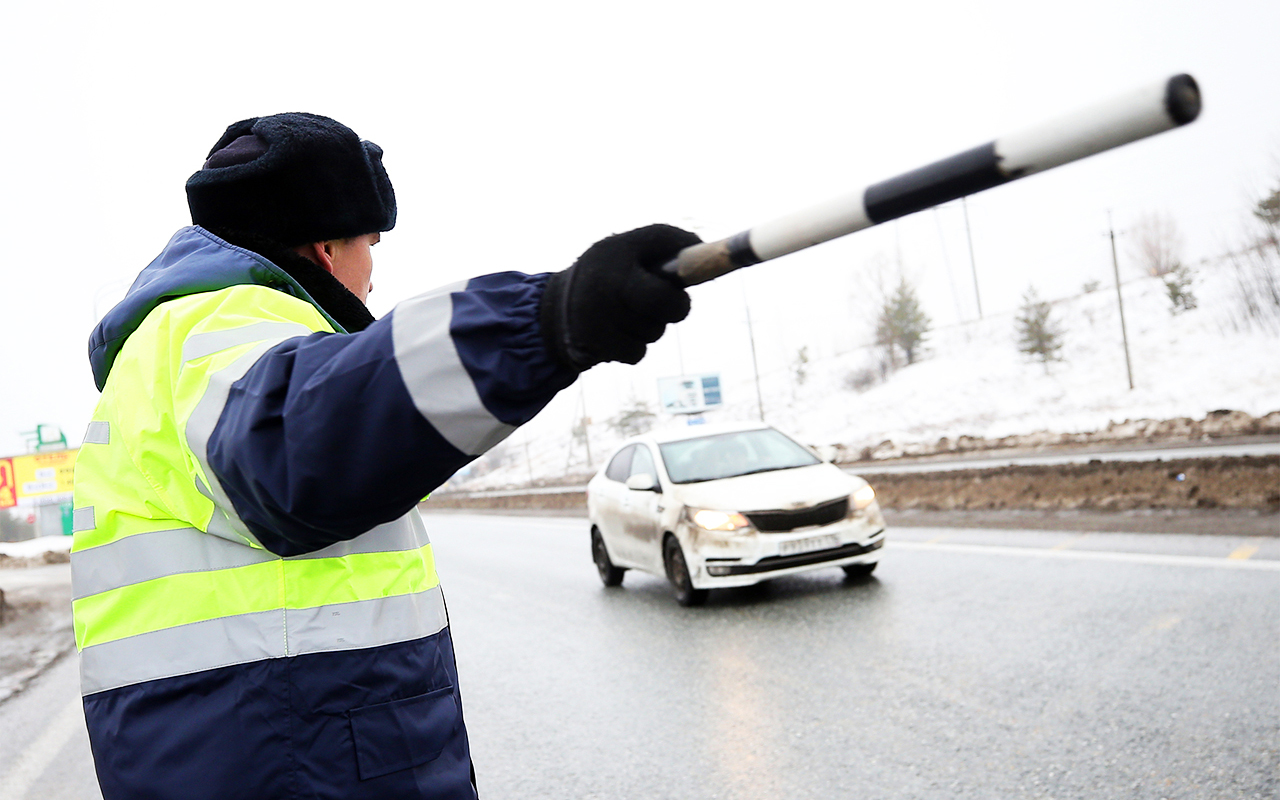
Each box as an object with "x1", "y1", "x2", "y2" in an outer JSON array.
[
  {"x1": 0, "y1": 698, "x2": 83, "y2": 800},
  {"x1": 924, "y1": 533, "x2": 952, "y2": 544},
  {"x1": 1227, "y1": 544, "x2": 1259, "y2": 560},
  {"x1": 1050, "y1": 533, "x2": 1091, "y2": 551},
  {"x1": 888, "y1": 541, "x2": 1280, "y2": 571}
]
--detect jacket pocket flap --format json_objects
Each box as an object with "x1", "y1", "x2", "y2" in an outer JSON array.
[{"x1": 350, "y1": 686, "x2": 460, "y2": 780}]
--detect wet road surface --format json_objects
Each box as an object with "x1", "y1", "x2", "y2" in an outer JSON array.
[
  {"x1": 435, "y1": 514, "x2": 1278, "y2": 800},
  {"x1": 3, "y1": 514, "x2": 1276, "y2": 799}
]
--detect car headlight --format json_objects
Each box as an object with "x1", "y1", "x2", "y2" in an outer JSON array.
[
  {"x1": 690, "y1": 508, "x2": 752, "y2": 532},
  {"x1": 852, "y1": 484, "x2": 876, "y2": 510}
]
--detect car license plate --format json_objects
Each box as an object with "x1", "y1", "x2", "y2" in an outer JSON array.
[{"x1": 779, "y1": 534, "x2": 840, "y2": 556}]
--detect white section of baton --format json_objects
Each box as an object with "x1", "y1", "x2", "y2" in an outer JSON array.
[
  {"x1": 748, "y1": 190, "x2": 873, "y2": 262},
  {"x1": 995, "y1": 79, "x2": 1175, "y2": 178}
]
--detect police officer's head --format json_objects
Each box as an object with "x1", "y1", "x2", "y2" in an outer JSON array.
[{"x1": 186, "y1": 113, "x2": 395, "y2": 301}]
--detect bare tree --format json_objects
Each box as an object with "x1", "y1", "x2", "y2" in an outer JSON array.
[
  {"x1": 607, "y1": 396, "x2": 656, "y2": 438},
  {"x1": 1129, "y1": 212, "x2": 1185, "y2": 277},
  {"x1": 1229, "y1": 178, "x2": 1280, "y2": 334}
]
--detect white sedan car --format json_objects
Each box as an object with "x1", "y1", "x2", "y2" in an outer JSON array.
[{"x1": 586, "y1": 422, "x2": 886, "y2": 605}]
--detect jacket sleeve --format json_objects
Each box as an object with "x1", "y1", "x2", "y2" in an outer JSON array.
[{"x1": 204, "y1": 272, "x2": 577, "y2": 556}]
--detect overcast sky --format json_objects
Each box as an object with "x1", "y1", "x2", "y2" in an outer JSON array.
[{"x1": 1, "y1": 0, "x2": 1278, "y2": 457}]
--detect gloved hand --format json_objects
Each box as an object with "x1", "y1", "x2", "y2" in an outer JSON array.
[{"x1": 540, "y1": 224, "x2": 700, "y2": 370}]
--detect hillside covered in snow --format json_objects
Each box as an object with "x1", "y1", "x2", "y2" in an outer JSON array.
[{"x1": 455, "y1": 253, "x2": 1279, "y2": 490}]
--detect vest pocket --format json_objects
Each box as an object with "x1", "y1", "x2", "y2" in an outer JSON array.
[{"x1": 349, "y1": 685, "x2": 460, "y2": 780}]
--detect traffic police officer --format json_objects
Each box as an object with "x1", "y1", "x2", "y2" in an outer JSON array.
[{"x1": 72, "y1": 112, "x2": 697, "y2": 799}]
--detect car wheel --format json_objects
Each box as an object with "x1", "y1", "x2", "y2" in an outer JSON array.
[
  {"x1": 842, "y1": 562, "x2": 877, "y2": 579},
  {"x1": 591, "y1": 528, "x2": 625, "y2": 587},
  {"x1": 663, "y1": 536, "x2": 709, "y2": 607}
]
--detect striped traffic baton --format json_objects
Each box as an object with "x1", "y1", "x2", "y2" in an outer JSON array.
[{"x1": 661, "y1": 74, "x2": 1201, "y2": 286}]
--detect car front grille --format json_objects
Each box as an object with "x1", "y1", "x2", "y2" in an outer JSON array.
[
  {"x1": 744, "y1": 496, "x2": 849, "y2": 532},
  {"x1": 709, "y1": 536, "x2": 884, "y2": 576}
]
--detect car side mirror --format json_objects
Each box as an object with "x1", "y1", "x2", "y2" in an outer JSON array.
[{"x1": 625, "y1": 473, "x2": 660, "y2": 493}]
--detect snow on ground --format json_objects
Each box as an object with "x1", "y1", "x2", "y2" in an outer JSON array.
[
  {"x1": 0, "y1": 535, "x2": 73, "y2": 558},
  {"x1": 458, "y1": 258, "x2": 1279, "y2": 489}
]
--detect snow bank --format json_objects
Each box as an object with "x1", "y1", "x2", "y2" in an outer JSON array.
[
  {"x1": 0, "y1": 535, "x2": 74, "y2": 559},
  {"x1": 456, "y1": 259, "x2": 1280, "y2": 489}
]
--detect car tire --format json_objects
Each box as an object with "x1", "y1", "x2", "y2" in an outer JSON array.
[
  {"x1": 591, "y1": 528, "x2": 625, "y2": 587},
  {"x1": 842, "y1": 562, "x2": 877, "y2": 579},
  {"x1": 663, "y1": 535, "x2": 709, "y2": 607}
]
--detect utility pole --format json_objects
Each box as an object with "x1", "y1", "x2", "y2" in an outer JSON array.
[
  {"x1": 741, "y1": 277, "x2": 765, "y2": 422},
  {"x1": 961, "y1": 196, "x2": 984, "y2": 319},
  {"x1": 523, "y1": 436, "x2": 535, "y2": 487},
  {"x1": 578, "y1": 387, "x2": 592, "y2": 469},
  {"x1": 673, "y1": 324, "x2": 685, "y2": 376},
  {"x1": 1107, "y1": 212, "x2": 1135, "y2": 391},
  {"x1": 932, "y1": 206, "x2": 965, "y2": 324}
]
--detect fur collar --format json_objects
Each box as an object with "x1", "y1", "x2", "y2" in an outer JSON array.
[{"x1": 205, "y1": 227, "x2": 376, "y2": 333}]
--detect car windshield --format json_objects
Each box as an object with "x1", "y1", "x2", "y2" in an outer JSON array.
[{"x1": 658, "y1": 428, "x2": 821, "y2": 484}]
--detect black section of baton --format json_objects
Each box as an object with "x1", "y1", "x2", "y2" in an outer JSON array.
[
  {"x1": 1164, "y1": 74, "x2": 1201, "y2": 125},
  {"x1": 863, "y1": 142, "x2": 1011, "y2": 224},
  {"x1": 726, "y1": 230, "x2": 762, "y2": 268}
]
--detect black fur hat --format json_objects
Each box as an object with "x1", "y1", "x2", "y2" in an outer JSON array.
[{"x1": 186, "y1": 113, "x2": 396, "y2": 247}]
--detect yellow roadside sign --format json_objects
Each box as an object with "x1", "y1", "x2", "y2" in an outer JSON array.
[
  {"x1": 0, "y1": 458, "x2": 16, "y2": 509},
  {"x1": 11, "y1": 449, "x2": 79, "y2": 506}
]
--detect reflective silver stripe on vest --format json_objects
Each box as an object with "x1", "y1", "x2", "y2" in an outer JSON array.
[
  {"x1": 291, "y1": 512, "x2": 431, "y2": 560},
  {"x1": 286, "y1": 586, "x2": 448, "y2": 656},
  {"x1": 72, "y1": 507, "x2": 96, "y2": 533},
  {"x1": 71, "y1": 526, "x2": 276, "y2": 600},
  {"x1": 71, "y1": 513, "x2": 431, "y2": 600},
  {"x1": 392, "y1": 282, "x2": 516, "y2": 456},
  {"x1": 79, "y1": 587, "x2": 449, "y2": 696},
  {"x1": 83, "y1": 421, "x2": 110, "y2": 445},
  {"x1": 182, "y1": 321, "x2": 313, "y2": 363},
  {"x1": 80, "y1": 608, "x2": 285, "y2": 695},
  {"x1": 184, "y1": 338, "x2": 296, "y2": 547}
]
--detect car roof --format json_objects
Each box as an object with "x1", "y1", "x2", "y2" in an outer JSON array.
[{"x1": 646, "y1": 420, "x2": 775, "y2": 445}]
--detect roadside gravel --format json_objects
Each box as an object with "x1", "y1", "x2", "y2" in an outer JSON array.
[{"x1": 0, "y1": 563, "x2": 74, "y2": 705}]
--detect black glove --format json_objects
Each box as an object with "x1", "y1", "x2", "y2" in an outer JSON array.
[{"x1": 540, "y1": 224, "x2": 699, "y2": 370}]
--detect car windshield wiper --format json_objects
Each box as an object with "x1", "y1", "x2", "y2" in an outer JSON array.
[
  {"x1": 675, "y1": 463, "x2": 810, "y2": 484},
  {"x1": 720, "y1": 464, "x2": 805, "y2": 480}
]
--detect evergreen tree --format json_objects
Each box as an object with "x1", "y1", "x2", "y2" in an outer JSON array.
[
  {"x1": 1163, "y1": 263, "x2": 1198, "y2": 314},
  {"x1": 1254, "y1": 184, "x2": 1280, "y2": 230},
  {"x1": 1015, "y1": 287, "x2": 1064, "y2": 370},
  {"x1": 792, "y1": 346, "x2": 810, "y2": 387},
  {"x1": 875, "y1": 277, "x2": 930, "y2": 368}
]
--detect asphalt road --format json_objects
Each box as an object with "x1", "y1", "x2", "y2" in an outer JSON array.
[
  {"x1": 3, "y1": 515, "x2": 1277, "y2": 799},
  {"x1": 0, "y1": 651, "x2": 100, "y2": 800}
]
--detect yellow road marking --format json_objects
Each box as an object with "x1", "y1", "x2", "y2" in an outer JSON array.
[
  {"x1": 1050, "y1": 533, "x2": 1091, "y2": 551},
  {"x1": 1152, "y1": 614, "x2": 1181, "y2": 631},
  {"x1": 888, "y1": 541, "x2": 1280, "y2": 571},
  {"x1": 1227, "y1": 545, "x2": 1259, "y2": 561},
  {"x1": 924, "y1": 533, "x2": 951, "y2": 544}
]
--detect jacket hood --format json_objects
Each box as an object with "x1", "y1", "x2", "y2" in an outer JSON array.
[{"x1": 89, "y1": 226, "x2": 345, "y2": 390}]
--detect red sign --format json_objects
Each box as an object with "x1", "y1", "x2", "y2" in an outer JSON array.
[{"x1": 0, "y1": 458, "x2": 15, "y2": 509}]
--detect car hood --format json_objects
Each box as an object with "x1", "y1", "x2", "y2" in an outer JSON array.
[{"x1": 668, "y1": 462, "x2": 857, "y2": 512}]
